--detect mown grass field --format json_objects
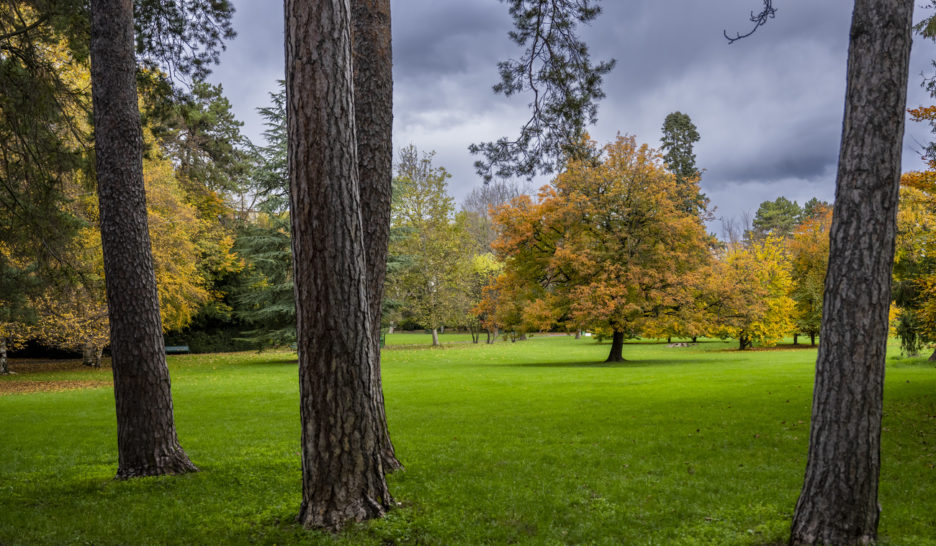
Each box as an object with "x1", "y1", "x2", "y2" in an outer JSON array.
[{"x1": 2, "y1": 335, "x2": 936, "y2": 544}]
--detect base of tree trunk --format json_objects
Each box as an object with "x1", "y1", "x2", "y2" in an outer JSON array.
[
  {"x1": 115, "y1": 445, "x2": 198, "y2": 479},
  {"x1": 574, "y1": 331, "x2": 581, "y2": 339},
  {"x1": 606, "y1": 331, "x2": 625, "y2": 362},
  {"x1": 382, "y1": 452, "x2": 404, "y2": 473},
  {"x1": 298, "y1": 495, "x2": 388, "y2": 532}
]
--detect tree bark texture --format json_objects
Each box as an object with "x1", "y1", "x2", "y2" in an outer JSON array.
[
  {"x1": 286, "y1": 0, "x2": 392, "y2": 530},
  {"x1": 351, "y1": 0, "x2": 400, "y2": 473},
  {"x1": 606, "y1": 330, "x2": 625, "y2": 362},
  {"x1": 0, "y1": 338, "x2": 8, "y2": 375},
  {"x1": 89, "y1": 0, "x2": 196, "y2": 479},
  {"x1": 790, "y1": 1, "x2": 913, "y2": 543}
]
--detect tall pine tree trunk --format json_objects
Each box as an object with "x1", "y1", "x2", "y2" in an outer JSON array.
[
  {"x1": 606, "y1": 330, "x2": 625, "y2": 362},
  {"x1": 89, "y1": 0, "x2": 196, "y2": 479},
  {"x1": 286, "y1": 0, "x2": 392, "y2": 530},
  {"x1": 790, "y1": 1, "x2": 913, "y2": 543},
  {"x1": 352, "y1": 0, "x2": 400, "y2": 473}
]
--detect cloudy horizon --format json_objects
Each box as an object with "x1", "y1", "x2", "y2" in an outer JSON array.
[{"x1": 207, "y1": 1, "x2": 936, "y2": 233}]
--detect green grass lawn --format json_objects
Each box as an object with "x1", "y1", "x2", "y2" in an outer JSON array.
[{"x1": 2, "y1": 336, "x2": 936, "y2": 544}]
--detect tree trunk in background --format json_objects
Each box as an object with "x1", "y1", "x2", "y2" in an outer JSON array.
[
  {"x1": 810, "y1": 333, "x2": 816, "y2": 347},
  {"x1": 738, "y1": 334, "x2": 750, "y2": 351},
  {"x1": 790, "y1": 1, "x2": 913, "y2": 543},
  {"x1": 928, "y1": 348, "x2": 936, "y2": 361},
  {"x1": 574, "y1": 331, "x2": 581, "y2": 339},
  {"x1": 82, "y1": 342, "x2": 99, "y2": 367},
  {"x1": 89, "y1": 0, "x2": 196, "y2": 479},
  {"x1": 352, "y1": 0, "x2": 400, "y2": 473},
  {"x1": 286, "y1": 0, "x2": 392, "y2": 530},
  {"x1": 605, "y1": 330, "x2": 625, "y2": 362},
  {"x1": 793, "y1": 333, "x2": 799, "y2": 345},
  {"x1": 431, "y1": 328, "x2": 439, "y2": 346},
  {"x1": 0, "y1": 338, "x2": 8, "y2": 375}
]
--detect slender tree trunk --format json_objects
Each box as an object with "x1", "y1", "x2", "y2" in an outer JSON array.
[
  {"x1": 667, "y1": 335, "x2": 671, "y2": 343},
  {"x1": 82, "y1": 342, "x2": 100, "y2": 367},
  {"x1": 790, "y1": 2, "x2": 913, "y2": 543},
  {"x1": 89, "y1": 0, "x2": 196, "y2": 479},
  {"x1": 0, "y1": 338, "x2": 8, "y2": 375},
  {"x1": 691, "y1": 336, "x2": 698, "y2": 343},
  {"x1": 606, "y1": 330, "x2": 625, "y2": 362},
  {"x1": 793, "y1": 333, "x2": 799, "y2": 345},
  {"x1": 810, "y1": 333, "x2": 816, "y2": 347},
  {"x1": 286, "y1": 0, "x2": 392, "y2": 530},
  {"x1": 431, "y1": 328, "x2": 439, "y2": 346},
  {"x1": 352, "y1": 0, "x2": 400, "y2": 473}
]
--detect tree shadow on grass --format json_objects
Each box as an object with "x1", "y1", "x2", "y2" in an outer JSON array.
[{"x1": 506, "y1": 358, "x2": 692, "y2": 369}]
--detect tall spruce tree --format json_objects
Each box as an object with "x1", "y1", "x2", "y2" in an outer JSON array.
[{"x1": 660, "y1": 111, "x2": 706, "y2": 215}]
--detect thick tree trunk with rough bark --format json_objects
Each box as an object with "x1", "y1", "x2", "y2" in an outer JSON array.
[
  {"x1": 790, "y1": 2, "x2": 913, "y2": 543},
  {"x1": 89, "y1": 0, "x2": 196, "y2": 479},
  {"x1": 286, "y1": 0, "x2": 392, "y2": 530},
  {"x1": 606, "y1": 330, "x2": 625, "y2": 362},
  {"x1": 0, "y1": 338, "x2": 8, "y2": 375},
  {"x1": 352, "y1": 0, "x2": 400, "y2": 473}
]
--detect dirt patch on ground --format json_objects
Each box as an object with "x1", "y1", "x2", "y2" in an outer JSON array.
[
  {"x1": 0, "y1": 379, "x2": 112, "y2": 396},
  {"x1": 0, "y1": 359, "x2": 112, "y2": 395}
]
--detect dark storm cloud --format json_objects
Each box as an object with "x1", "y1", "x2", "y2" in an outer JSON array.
[{"x1": 210, "y1": 1, "x2": 936, "y2": 223}]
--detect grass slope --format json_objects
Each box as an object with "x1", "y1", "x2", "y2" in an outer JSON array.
[{"x1": 1, "y1": 336, "x2": 935, "y2": 544}]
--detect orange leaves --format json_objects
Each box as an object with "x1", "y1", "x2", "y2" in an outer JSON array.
[{"x1": 488, "y1": 134, "x2": 711, "y2": 337}]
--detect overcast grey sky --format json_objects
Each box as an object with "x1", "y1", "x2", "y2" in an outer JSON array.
[{"x1": 207, "y1": 1, "x2": 936, "y2": 230}]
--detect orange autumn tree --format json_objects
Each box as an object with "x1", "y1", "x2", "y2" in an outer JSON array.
[{"x1": 491, "y1": 135, "x2": 710, "y2": 361}]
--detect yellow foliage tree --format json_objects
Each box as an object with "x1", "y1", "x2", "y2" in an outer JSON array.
[{"x1": 711, "y1": 237, "x2": 795, "y2": 349}]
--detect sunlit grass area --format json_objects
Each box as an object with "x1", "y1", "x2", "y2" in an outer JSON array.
[{"x1": 2, "y1": 336, "x2": 935, "y2": 544}]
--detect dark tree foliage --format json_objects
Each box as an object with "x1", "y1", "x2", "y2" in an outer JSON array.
[
  {"x1": 0, "y1": 2, "x2": 89, "y2": 298},
  {"x1": 133, "y1": 0, "x2": 235, "y2": 82},
  {"x1": 250, "y1": 82, "x2": 288, "y2": 213},
  {"x1": 233, "y1": 214, "x2": 295, "y2": 348},
  {"x1": 801, "y1": 197, "x2": 830, "y2": 221},
  {"x1": 660, "y1": 111, "x2": 707, "y2": 215},
  {"x1": 152, "y1": 81, "x2": 251, "y2": 197},
  {"x1": 749, "y1": 196, "x2": 803, "y2": 241},
  {"x1": 470, "y1": 0, "x2": 615, "y2": 182}
]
